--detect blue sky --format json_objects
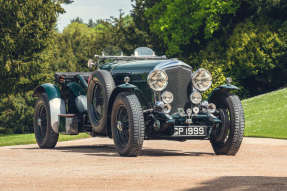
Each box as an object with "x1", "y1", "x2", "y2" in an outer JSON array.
[{"x1": 57, "y1": 0, "x2": 133, "y2": 31}]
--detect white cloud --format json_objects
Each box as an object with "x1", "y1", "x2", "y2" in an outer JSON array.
[{"x1": 57, "y1": 0, "x2": 133, "y2": 31}]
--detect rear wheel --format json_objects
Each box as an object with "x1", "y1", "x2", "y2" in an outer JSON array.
[
  {"x1": 111, "y1": 93, "x2": 145, "y2": 157},
  {"x1": 33, "y1": 93, "x2": 59, "y2": 148},
  {"x1": 87, "y1": 70, "x2": 115, "y2": 134},
  {"x1": 210, "y1": 94, "x2": 245, "y2": 155}
]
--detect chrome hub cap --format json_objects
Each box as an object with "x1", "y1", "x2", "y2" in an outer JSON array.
[
  {"x1": 37, "y1": 118, "x2": 42, "y2": 127},
  {"x1": 117, "y1": 121, "x2": 123, "y2": 131}
]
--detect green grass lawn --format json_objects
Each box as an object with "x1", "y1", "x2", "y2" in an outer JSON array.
[
  {"x1": 243, "y1": 88, "x2": 287, "y2": 139},
  {"x1": 0, "y1": 133, "x2": 90, "y2": 147}
]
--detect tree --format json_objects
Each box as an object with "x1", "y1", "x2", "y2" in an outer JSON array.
[
  {"x1": 71, "y1": 17, "x2": 84, "y2": 24},
  {"x1": 87, "y1": 19, "x2": 97, "y2": 28},
  {"x1": 131, "y1": 0, "x2": 166, "y2": 55},
  {"x1": 0, "y1": 0, "x2": 64, "y2": 133},
  {"x1": 51, "y1": 22, "x2": 98, "y2": 72},
  {"x1": 0, "y1": 0, "x2": 64, "y2": 95},
  {"x1": 145, "y1": 0, "x2": 239, "y2": 57},
  {"x1": 131, "y1": 0, "x2": 287, "y2": 97}
]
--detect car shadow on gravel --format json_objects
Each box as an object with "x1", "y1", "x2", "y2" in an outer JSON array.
[
  {"x1": 181, "y1": 176, "x2": 287, "y2": 191},
  {"x1": 15, "y1": 144, "x2": 215, "y2": 157},
  {"x1": 47, "y1": 144, "x2": 215, "y2": 157}
]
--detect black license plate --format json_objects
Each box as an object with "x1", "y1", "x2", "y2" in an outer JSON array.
[{"x1": 173, "y1": 126, "x2": 207, "y2": 136}]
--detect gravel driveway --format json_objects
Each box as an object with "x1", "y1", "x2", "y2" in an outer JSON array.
[{"x1": 0, "y1": 137, "x2": 286, "y2": 191}]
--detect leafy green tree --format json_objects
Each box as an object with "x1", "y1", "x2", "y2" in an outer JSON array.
[
  {"x1": 0, "y1": 0, "x2": 63, "y2": 95},
  {"x1": 132, "y1": 0, "x2": 287, "y2": 97},
  {"x1": 109, "y1": 10, "x2": 149, "y2": 55},
  {"x1": 49, "y1": 22, "x2": 99, "y2": 72},
  {"x1": 131, "y1": 0, "x2": 166, "y2": 55},
  {"x1": 87, "y1": 19, "x2": 97, "y2": 28},
  {"x1": 0, "y1": 0, "x2": 64, "y2": 133},
  {"x1": 71, "y1": 17, "x2": 84, "y2": 24},
  {"x1": 144, "y1": 0, "x2": 239, "y2": 57}
]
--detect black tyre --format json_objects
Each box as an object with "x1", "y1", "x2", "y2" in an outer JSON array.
[
  {"x1": 111, "y1": 93, "x2": 145, "y2": 156},
  {"x1": 87, "y1": 70, "x2": 115, "y2": 134},
  {"x1": 33, "y1": 93, "x2": 59, "y2": 148},
  {"x1": 210, "y1": 94, "x2": 245, "y2": 155}
]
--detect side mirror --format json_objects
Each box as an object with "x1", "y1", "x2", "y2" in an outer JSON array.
[{"x1": 88, "y1": 59, "x2": 96, "y2": 68}]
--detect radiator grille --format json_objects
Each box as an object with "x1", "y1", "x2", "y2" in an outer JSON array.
[{"x1": 165, "y1": 66, "x2": 192, "y2": 114}]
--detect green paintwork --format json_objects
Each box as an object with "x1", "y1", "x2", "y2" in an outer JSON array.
[
  {"x1": 103, "y1": 60, "x2": 176, "y2": 107},
  {"x1": 208, "y1": 84, "x2": 240, "y2": 100},
  {"x1": 117, "y1": 83, "x2": 138, "y2": 90},
  {"x1": 75, "y1": 75, "x2": 88, "y2": 90},
  {"x1": 101, "y1": 59, "x2": 193, "y2": 111},
  {"x1": 34, "y1": 83, "x2": 61, "y2": 101},
  {"x1": 66, "y1": 82, "x2": 86, "y2": 97},
  {"x1": 215, "y1": 84, "x2": 240, "y2": 90},
  {"x1": 111, "y1": 60, "x2": 165, "y2": 73},
  {"x1": 99, "y1": 62, "x2": 114, "y2": 71}
]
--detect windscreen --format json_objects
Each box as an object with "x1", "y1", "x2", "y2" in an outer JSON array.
[{"x1": 134, "y1": 47, "x2": 155, "y2": 57}]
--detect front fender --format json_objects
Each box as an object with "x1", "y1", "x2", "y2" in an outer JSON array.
[
  {"x1": 33, "y1": 83, "x2": 66, "y2": 133},
  {"x1": 33, "y1": 83, "x2": 61, "y2": 100},
  {"x1": 208, "y1": 84, "x2": 239, "y2": 102},
  {"x1": 106, "y1": 83, "x2": 146, "y2": 137},
  {"x1": 109, "y1": 83, "x2": 146, "y2": 104}
]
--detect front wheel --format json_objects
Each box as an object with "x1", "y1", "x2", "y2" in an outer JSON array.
[
  {"x1": 210, "y1": 94, "x2": 245, "y2": 155},
  {"x1": 111, "y1": 93, "x2": 145, "y2": 157}
]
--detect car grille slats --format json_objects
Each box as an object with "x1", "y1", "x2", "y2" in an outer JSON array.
[{"x1": 165, "y1": 66, "x2": 192, "y2": 114}]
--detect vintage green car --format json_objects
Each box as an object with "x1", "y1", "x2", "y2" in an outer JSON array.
[{"x1": 33, "y1": 47, "x2": 245, "y2": 157}]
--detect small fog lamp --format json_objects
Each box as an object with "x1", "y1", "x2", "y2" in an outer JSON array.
[
  {"x1": 207, "y1": 103, "x2": 216, "y2": 113},
  {"x1": 193, "y1": 107, "x2": 200, "y2": 114},
  {"x1": 190, "y1": 91, "x2": 202, "y2": 105},
  {"x1": 161, "y1": 91, "x2": 174, "y2": 104},
  {"x1": 163, "y1": 104, "x2": 172, "y2": 114}
]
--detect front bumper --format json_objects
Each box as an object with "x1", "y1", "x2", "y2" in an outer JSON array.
[{"x1": 146, "y1": 111, "x2": 221, "y2": 140}]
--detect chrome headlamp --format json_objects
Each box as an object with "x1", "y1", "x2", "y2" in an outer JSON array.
[
  {"x1": 192, "y1": 68, "x2": 212, "y2": 92},
  {"x1": 190, "y1": 91, "x2": 202, "y2": 105},
  {"x1": 147, "y1": 70, "x2": 168, "y2": 91},
  {"x1": 161, "y1": 91, "x2": 174, "y2": 104}
]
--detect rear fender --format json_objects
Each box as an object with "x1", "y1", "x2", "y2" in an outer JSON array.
[
  {"x1": 106, "y1": 83, "x2": 146, "y2": 137},
  {"x1": 208, "y1": 84, "x2": 239, "y2": 103},
  {"x1": 33, "y1": 83, "x2": 66, "y2": 133}
]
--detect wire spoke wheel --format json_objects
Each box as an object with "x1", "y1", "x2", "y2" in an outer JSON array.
[
  {"x1": 210, "y1": 94, "x2": 245, "y2": 155},
  {"x1": 214, "y1": 108, "x2": 231, "y2": 143},
  {"x1": 111, "y1": 93, "x2": 144, "y2": 157},
  {"x1": 36, "y1": 105, "x2": 48, "y2": 140},
  {"x1": 114, "y1": 106, "x2": 130, "y2": 146},
  {"x1": 92, "y1": 83, "x2": 105, "y2": 122},
  {"x1": 33, "y1": 93, "x2": 59, "y2": 149}
]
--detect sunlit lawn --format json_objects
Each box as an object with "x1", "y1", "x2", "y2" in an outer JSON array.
[
  {"x1": 243, "y1": 88, "x2": 287, "y2": 139},
  {"x1": 0, "y1": 133, "x2": 90, "y2": 147}
]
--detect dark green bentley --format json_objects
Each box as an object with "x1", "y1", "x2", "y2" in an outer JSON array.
[{"x1": 33, "y1": 47, "x2": 245, "y2": 157}]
